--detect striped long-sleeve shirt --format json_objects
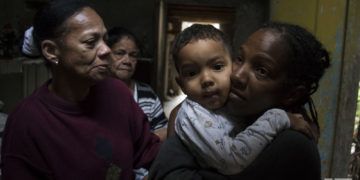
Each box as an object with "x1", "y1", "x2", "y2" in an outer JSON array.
[
  {"x1": 133, "y1": 81, "x2": 168, "y2": 131},
  {"x1": 133, "y1": 82, "x2": 168, "y2": 179}
]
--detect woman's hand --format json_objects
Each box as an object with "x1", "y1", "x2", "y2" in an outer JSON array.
[{"x1": 287, "y1": 113, "x2": 315, "y2": 140}]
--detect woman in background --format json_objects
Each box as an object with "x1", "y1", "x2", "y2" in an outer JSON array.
[
  {"x1": 107, "y1": 26, "x2": 168, "y2": 180},
  {"x1": 107, "y1": 27, "x2": 168, "y2": 142}
]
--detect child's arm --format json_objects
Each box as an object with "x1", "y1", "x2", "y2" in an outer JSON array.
[
  {"x1": 217, "y1": 108, "x2": 292, "y2": 175},
  {"x1": 176, "y1": 104, "x2": 295, "y2": 175}
]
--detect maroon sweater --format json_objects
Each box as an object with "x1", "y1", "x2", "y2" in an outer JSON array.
[{"x1": 1, "y1": 78, "x2": 160, "y2": 180}]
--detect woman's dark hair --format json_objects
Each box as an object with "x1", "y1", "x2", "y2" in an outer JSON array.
[
  {"x1": 261, "y1": 21, "x2": 331, "y2": 134},
  {"x1": 106, "y1": 26, "x2": 142, "y2": 55},
  {"x1": 171, "y1": 24, "x2": 233, "y2": 72},
  {"x1": 32, "y1": 0, "x2": 94, "y2": 57}
]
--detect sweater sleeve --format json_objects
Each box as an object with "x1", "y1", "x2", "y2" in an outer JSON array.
[
  {"x1": 1, "y1": 105, "x2": 52, "y2": 179},
  {"x1": 131, "y1": 98, "x2": 161, "y2": 170}
]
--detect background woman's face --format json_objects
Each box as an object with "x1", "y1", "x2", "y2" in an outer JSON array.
[
  {"x1": 110, "y1": 37, "x2": 139, "y2": 81},
  {"x1": 227, "y1": 29, "x2": 289, "y2": 120},
  {"x1": 55, "y1": 7, "x2": 111, "y2": 83}
]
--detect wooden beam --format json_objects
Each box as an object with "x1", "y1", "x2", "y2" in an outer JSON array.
[{"x1": 331, "y1": 0, "x2": 360, "y2": 177}]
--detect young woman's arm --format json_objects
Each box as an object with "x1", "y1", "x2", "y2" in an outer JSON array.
[
  {"x1": 148, "y1": 134, "x2": 227, "y2": 180},
  {"x1": 167, "y1": 103, "x2": 181, "y2": 137}
]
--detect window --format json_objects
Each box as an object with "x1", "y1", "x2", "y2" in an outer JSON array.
[{"x1": 181, "y1": 21, "x2": 220, "y2": 31}]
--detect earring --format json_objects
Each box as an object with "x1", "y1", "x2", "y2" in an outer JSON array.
[{"x1": 51, "y1": 58, "x2": 58, "y2": 65}]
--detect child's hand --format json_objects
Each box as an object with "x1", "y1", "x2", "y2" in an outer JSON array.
[{"x1": 287, "y1": 113, "x2": 314, "y2": 140}]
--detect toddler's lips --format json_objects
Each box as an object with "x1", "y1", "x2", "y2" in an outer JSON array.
[
  {"x1": 203, "y1": 91, "x2": 218, "y2": 98},
  {"x1": 203, "y1": 91, "x2": 217, "y2": 97}
]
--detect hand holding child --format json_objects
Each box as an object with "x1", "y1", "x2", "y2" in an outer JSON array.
[{"x1": 287, "y1": 113, "x2": 315, "y2": 140}]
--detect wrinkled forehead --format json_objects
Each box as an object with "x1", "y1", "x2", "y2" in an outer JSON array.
[{"x1": 61, "y1": 7, "x2": 105, "y2": 36}]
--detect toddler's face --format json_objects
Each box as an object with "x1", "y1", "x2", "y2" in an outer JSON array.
[{"x1": 176, "y1": 39, "x2": 232, "y2": 110}]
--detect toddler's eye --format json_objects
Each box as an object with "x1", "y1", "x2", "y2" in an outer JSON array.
[
  {"x1": 183, "y1": 71, "x2": 197, "y2": 77},
  {"x1": 181, "y1": 66, "x2": 198, "y2": 78},
  {"x1": 213, "y1": 64, "x2": 224, "y2": 71}
]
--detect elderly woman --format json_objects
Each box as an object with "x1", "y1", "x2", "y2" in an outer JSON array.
[
  {"x1": 107, "y1": 27, "x2": 168, "y2": 141},
  {"x1": 1, "y1": 1, "x2": 160, "y2": 179}
]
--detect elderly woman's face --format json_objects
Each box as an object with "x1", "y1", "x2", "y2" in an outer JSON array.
[
  {"x1": 56, "y1": 7, "x2": 111, "y2": 83},
  {"x1": 110, "y1": 37, "x2": 139, "y2": 81},
  {"x1": 227, "y1": 29, "x2": 289, "y2": 119}
]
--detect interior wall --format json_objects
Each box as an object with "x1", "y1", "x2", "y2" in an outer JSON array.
[
  {"x1": 89, "y1": 0, "x2": 156, "y2": 59},
  {"x1": 0, "y1": 0, "x2": 7, "y2": 27},
  {"x1": 332, "y1": 0, "x2": 360, "y2": 177},
  {"x1": 0, "y1": 0, "x2": 37, "y2": 41},
  {"x1": 271, "y1": 0, "x2": 360, "y2": 178},
  {"x1": 0, "y1": 73, "x2": 23, "y2": 113},
  {"x1": 0, "y1": 0, "x2": 36, "y2": 113}
]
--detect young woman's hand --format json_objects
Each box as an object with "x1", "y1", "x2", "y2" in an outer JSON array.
[{"x1": 287, "y1": 113, "x2": 315, "y2": 140}]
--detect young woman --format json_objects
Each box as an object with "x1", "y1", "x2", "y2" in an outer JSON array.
[
  {"x1": 149, "y1": 21, "x2": 330, "y2": 180},
  {"x1": 167, "y1": 24, "x2": 311, "y2": 175}
]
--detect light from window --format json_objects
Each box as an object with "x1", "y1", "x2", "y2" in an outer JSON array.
[{"x1": 181, "y1": 21, "x2": 220, "y2": 31}]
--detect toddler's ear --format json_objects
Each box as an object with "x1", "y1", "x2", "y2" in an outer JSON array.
[{"x1": 281, "y1": 85, "x2": 306, "y2": 107}]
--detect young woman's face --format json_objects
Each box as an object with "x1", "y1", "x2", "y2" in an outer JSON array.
[
  {"x1": 56, "y1": 7, "x2": 111, "y2": 84},
  {"x1": 110, "y1": 37, "x2": 139, "y2": 81},
  {"x1": 227, "y1": 29, "x2": 289, "y2": 120},
  {"x1": 177, "y1": 39, "x2": 232, "y2": 110}
]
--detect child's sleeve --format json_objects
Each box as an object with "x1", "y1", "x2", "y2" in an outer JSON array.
[
  {"x1": 176, "y1": 104, "x2": 290, "y2": 175},
  {"x1": 219, "y1": 108, "x2": 290, "y2": 174}
]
